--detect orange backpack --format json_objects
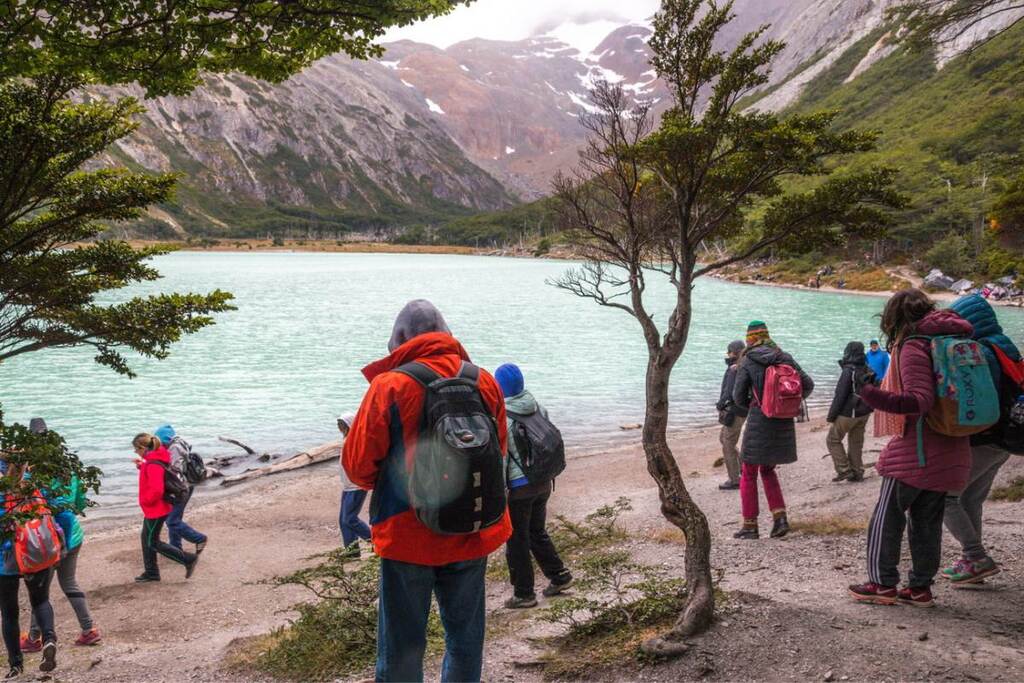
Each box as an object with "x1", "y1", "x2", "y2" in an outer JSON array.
[{"x1": 7, "y1": 493, "x2": 64, "y2": 574}]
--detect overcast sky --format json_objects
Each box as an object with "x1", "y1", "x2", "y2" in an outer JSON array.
[{"x1": 384, "y1": 0, "x2": 660, "y2": 53}]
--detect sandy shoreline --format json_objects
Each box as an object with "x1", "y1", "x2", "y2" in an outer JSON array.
[{"x1": 45, "y1": 413, "x2": 1024, "y2": 681}]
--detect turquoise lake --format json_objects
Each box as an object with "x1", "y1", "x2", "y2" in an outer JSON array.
[{"x1": 5, "y1": 251, "x2": 1024, "y2": 506}]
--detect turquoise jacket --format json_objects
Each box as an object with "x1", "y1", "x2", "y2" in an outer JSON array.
[
  {"x1": 505, "y1": 390, "x2": 547, "y2": 489},
  {"x1": 49, "y1": 475, "x2": 86, "y2": 551}
]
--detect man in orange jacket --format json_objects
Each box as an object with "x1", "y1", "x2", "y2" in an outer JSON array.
[{"x1": 343, "y1": 299, "x2": 512, "y2": 683}]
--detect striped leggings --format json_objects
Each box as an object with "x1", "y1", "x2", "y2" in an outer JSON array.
[{"x1": 866, "y1": 476, "x2": 946, "y2": 588}]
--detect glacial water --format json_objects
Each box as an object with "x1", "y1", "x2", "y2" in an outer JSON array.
[{"x1": 4, "y1": 251, "x2": 1024, "y2": 506}]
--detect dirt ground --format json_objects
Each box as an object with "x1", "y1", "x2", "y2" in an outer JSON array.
[{"x1": 22, "y1": 416, "x2": 1024, "y2": 681}]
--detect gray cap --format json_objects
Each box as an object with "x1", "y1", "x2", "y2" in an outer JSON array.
[
  {"x1": 727, "y1": 340, "x2": 745, "y2": 356},
  {"x1": 387, "y1": 299, "x2": 451, "y2": 352},
  {"x1": 28, "y1": 417, "x2": 47, "y2": 434}
]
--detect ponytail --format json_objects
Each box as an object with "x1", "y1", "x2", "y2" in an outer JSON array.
[{"x1": 133, "y1": 433, "x2": 160, "y2": 453}]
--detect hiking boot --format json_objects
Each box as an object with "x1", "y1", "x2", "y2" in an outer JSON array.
[
  {"x1": 4, "y1": 664, "x2": 22, "y2": 679},
  {"x1": 74, "y1": 629, "x2": 102, "y2": 647},
  {"x1": 848, "y1": 471, "x2": 865, "y2": 482},
  {"x1": 39, "y1": 641, "x2": 56, "y2": 673},
  {"x1": 341, "y1": 542, "x2": 361, "y2": 559},
  {"x1": 195, "y1": 539, "x2": 207, "y2": 555},
  {"x1": 948, "y1": 557, "x2": 1000, "y2": 586},
  {"x1": 185, "y1": 555, "x2": 199, "y2": 579},
  {"x1": 897, "y1": 586, "x2": 935, "y2": 608},
  {"x1": 770, "y1": 513, "x2": 790, "y2": 538},
  {"x1": 718, "y1": 480, "x2": 740, "y2": 490},
  {"x1": 19, "y1": 634, "x2": 41, "y2": 653},
  {"x1": 848, "y1": 582, "x2": 898, "y2": 606},
  {"x1": 832, "y1": 473, "x2": 851, "y2": 483},
  {"x1": 542, "y1": 575, "x2": 574, "y2": 597},
  {"x1": 134, "y1": 573, "x2": 160, "y2": 583},
  {"x1": 504, "y1": 595, "x2": 538, "y2": 609},
  {"x1": 733, "y1": 526, "x2": 759, "y2": 540}
]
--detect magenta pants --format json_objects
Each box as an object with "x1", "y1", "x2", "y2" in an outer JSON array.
[{"x1": 740, "y1": 463, "x2": 786, "y2": 520}]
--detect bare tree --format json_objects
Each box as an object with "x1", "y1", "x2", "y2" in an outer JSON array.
[
  {"x1": 551, "y1": 0, "x2": 905, "y2": 654},
  {"x1": 892, "y1": 0, "x2": 1024, "y2": 51}
]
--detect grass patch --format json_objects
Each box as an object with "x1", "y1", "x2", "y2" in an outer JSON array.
[
  {"x1": 790, "y1": 515, "x2": 869, "y2": 536},
  {"x1": 990, "y1": 476, "x2": 1024, "y2": 502},
  {"x1": 235, "y1": 549, "x2": 444, "y2": 681},
  {"x1": 645, "y1": 527, "x2": 687, "y2": 545}
]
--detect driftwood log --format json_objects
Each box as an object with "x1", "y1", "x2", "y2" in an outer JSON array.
[{"x1": 218, "y1": 441, "x2": 340, "y2": 487}]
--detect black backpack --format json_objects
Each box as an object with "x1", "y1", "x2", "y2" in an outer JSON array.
[
  {"x1": 154, "y1": 461, "x2": 189, "y2": 506},
  {"x1": 397, "y1": 361, "x2": 507, "y2": 535},
  {"x1": 974, "y1": 342, "x2": 1024, "y2": 454},
  {"x1": 178, "y1": 440, "x2": 207, "y2": 484},
  {"x1": 508, "y1": 409, "x2": 566, "y2": 486}
]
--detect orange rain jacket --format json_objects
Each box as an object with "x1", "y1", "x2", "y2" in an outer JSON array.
[{"x1": 342, "y1": 332, "x2": 512, "y2": 565}]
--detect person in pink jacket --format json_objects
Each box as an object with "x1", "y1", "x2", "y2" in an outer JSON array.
[
  {"x1": 848, "y1": 289, "x2": 972, "y2": 608},
  {"x1": 133, "y1": 434, "x2": 198, "y2": 582}
]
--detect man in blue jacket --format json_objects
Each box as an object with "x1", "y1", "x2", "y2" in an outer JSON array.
[{"x1": 865, "y1": 339, "x2": 889, "y2": 382}]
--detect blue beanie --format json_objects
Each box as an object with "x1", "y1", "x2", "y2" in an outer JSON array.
[
  {"x1": 494, "y1": 364, "x2": 525, "y2": 398},
  {"x1": 154, "y1": 424, "x2": 176, "y2": 445}
]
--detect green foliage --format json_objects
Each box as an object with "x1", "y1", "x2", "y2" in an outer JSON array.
[
  {"x1": 993, "y1": 173, "x2": 1024, "y2": 235},
  {"x1": 889, "y1": 1, "x2": 1024, "y2": 52},
  {"x1": 786, "y1": 20, "x2": 1024, "y2": 251},
  {"x1": 980, "y1": 245, "x2": 1024, "y2": 280},
  {"x1": 0, "y1": 1, "x2": 468, "y2": 97},
  {"x1": 990, "y1": 476, "x2": 1024, "y2": 502},
  {"x1": 434, "y1": 199, "x2": 558, "y2": 247},
  {"x1": 0, "y1": 78, "x2": 235, "y2": 376},
  {"x1": 923, "y1": 232, "x2": 975, "y2": 276},
  {"x1": 0, "y1": 408, "x2": 103, "y2": 541},
  {"x1": 254, "y1": 549, "x2": 443, "y2": 681}
]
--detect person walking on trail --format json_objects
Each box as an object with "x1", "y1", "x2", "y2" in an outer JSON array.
[
  {"x1": 848, "y1": 289, "x2": 972, "y2": 608},
  {"x1": 343, "y1": 300, "x2": 512, "y2": 683},
  {"x1": 866, "y1": 338, "x2": 890, "y2": 382},
  {"x1": 495, "y1": 363, "x2": 573, "y2": 610},
  {"x1": 941, "y1": 294, "x2": 1021, "y2": 585},
  {"x1": 731, "y1": 321, "x2": 814, "y2": 540},
  {"x1": 0, "y1": 461, "x2": 60, "y2": 677},
  {"x1": 153, "y1": 425, "x2": 207, "y2": 555},
  {"x1": 717, "y1": 340, "x2": 748, "y2": 491},
  {"x1": 826, "y1": 342, "x2": 875, "y2": 483},
  {"x1": 336, "y1": 412, "x2": 370, "y2": 557},
  {"x1": 20, "y1": 419, "x2": 101, "y2": 652},
  {"x1": 133, "y1": 434, "x2": 199, "y2": 583}
]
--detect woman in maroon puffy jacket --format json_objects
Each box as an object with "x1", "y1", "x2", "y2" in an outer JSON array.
[{"x1": 848, "y1": 289, "x2": 971, "y2": 608}]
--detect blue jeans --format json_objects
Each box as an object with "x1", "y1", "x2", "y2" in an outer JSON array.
[
  {"x1": 376, "y1": 557, "x2": 487, "y2": 682},
  {"x1": 339, "y1": 489, "x2": 371, "y2": 547},
  {"x1": 167, "y1": 486, "x2": 207, "y2": 549}
]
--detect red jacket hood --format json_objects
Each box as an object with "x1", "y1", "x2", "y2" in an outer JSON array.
[
  {"x1": 914, "y1": 309, "x2": 974, "y2": 338},
  {"x1": 144, "y1": 446, "x2": 171, "y2": 465},
  {"x1": 362, "y1": 332, "x2": 471, "y2": 382}
]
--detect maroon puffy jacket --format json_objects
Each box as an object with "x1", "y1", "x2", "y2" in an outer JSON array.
[{"x1": 860, "y1": 310, "x2": 972, "y2": 492}]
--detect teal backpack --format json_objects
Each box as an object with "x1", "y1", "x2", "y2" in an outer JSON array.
[{"x1": 906, "y1": 335, "x2": 1000, "y2": 464}]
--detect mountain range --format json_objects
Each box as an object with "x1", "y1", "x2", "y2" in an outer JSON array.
[{"x1": 109, "y1": 0, "x2": 1024, "y2": 239}]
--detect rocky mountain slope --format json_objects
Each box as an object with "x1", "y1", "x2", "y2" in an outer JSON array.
[{"x1": 115, "y1": 1, "x2": 1024, "y2": 237}]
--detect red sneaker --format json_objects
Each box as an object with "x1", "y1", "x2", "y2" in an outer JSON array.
[
  {"x1": 74, "y1": 629, "x2": 102, "y2": 646},
  {"x1": 897, "y1": 586, "x2": 935, "y2": 608},
  {"x1": 848, "y1": 582, "x2": 898, "y2": 605},
  {"x1": 19, "y1": 634, "x2": 42, "y2": 652}
]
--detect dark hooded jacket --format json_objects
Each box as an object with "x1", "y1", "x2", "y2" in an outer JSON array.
[
  {"x1": 732, "y1": 345, "x2": 814, "y2": 465},
  {"x1": 716, "y1": 357, "x2": 748, "y2": 420},
  {"x1": 827, "y1": 342, "x2": 874, "y2": 422}
]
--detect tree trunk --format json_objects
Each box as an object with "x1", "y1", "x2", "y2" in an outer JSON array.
[{"x1": 639, "y1": 351, "x2": 715, "y2": 656}]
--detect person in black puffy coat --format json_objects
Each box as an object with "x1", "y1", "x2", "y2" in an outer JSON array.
[{"x1": 732, "y1": 321, "x2": 814, "y2": 540}]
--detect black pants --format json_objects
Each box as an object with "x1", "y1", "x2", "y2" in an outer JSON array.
[
  {"x1": 867, "y1": 477, "x2": 947, "y2": 588},
  {"x1": 141, "y1": 516, "x2": 196, "y2": 578},
  {"x1": 505, "y1": 488, "x2": 569, "y2": 599},
  {"x1": 0, "y1": 570, "x2": 55, "y2": 667}
]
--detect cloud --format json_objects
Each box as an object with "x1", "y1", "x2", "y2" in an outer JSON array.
[{"x1": 384, "y1": 0, "x2": 659, "y2": 51}]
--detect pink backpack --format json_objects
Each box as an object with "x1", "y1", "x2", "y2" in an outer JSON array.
[{"x1": 755, "y1": 364, "x2": 804, "y2": 419}]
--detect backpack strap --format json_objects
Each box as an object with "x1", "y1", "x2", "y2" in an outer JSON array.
[
  {"x1": 395, "y1": 362, "x2": 443, "y2": 387},
  {"x1": 457, "y1": 362, "x2": 479, "y2": 384}
]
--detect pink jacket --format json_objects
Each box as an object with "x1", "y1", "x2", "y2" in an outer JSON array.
[
  {"x1": 860, "y1": 310, "x2": 972, "y2": 492},
  {"x1": 138, "y1": 446, "x2": 173, "y2": 519}
]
